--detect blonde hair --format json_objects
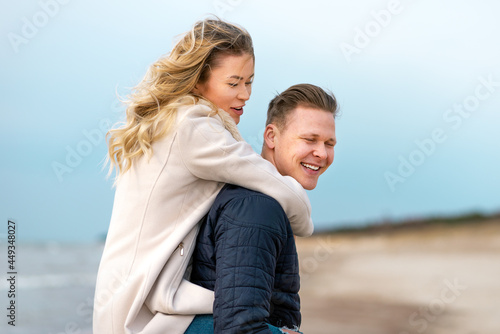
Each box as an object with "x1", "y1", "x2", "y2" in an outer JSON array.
[{"x1": 107, "y1": 18, "x2": 254, "y2": 176}]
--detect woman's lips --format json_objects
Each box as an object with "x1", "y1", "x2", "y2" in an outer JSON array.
[{"x1": 230, "y1": 106, "x2": 244, "y2": 116}]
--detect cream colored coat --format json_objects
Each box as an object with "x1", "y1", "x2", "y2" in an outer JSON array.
[{"x1": 93, "y1": 100, "x2": 313, "y2": 334}]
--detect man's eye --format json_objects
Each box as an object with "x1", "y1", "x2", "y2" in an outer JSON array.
[
  {"x1": 245, "y1": 81, "x2": 253, "y2": 86},
  {"x1": 327, "y1": 140, "x2": 337, "y2": 147}
]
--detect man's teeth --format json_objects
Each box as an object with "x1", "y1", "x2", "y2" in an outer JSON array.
[
  {"x1": 233, "y1": 107, "x2": 242, "y2": 110},
  {"x1": 301, "y1": 163, "x2": 319, "y2": 171}
]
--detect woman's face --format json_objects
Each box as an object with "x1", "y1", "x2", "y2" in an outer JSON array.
[{"x1": 194, "y1": 54, "x2": 254, "y2": 125}]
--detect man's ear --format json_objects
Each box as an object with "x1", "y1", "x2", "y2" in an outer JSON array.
[{"x1": 263, "y1": 124, "x2": 278, "y2": 149}]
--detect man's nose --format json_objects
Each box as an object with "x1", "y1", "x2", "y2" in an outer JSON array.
[{"x1": 313, "y1": 144, "x2": 328, "y2": 160}]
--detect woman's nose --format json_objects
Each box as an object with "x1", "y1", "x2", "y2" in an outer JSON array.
[{"x1": 238, "y1": 85, "x2": 251, "y2": 101}]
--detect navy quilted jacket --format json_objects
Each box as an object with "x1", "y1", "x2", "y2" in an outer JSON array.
[{"x1": 190, "y1": 184, "x2": 301, "y2": 333}]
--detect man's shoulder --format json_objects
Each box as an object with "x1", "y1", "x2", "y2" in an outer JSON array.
[
  {"x1": 216, "y1": 184, "x2": 281, "y2": 206},
  {"x1": 212, "y1": 184, "x2": 288, "y2": 230}
]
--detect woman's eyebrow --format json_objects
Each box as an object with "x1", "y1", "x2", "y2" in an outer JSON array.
[{"x1": 228, "y1": 73, "x2": 254, "y2": 80}]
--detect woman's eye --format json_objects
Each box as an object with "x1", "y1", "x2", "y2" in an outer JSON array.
[
  {"x1": 228, "y1": 83, "x2": 238, "y2": 87},
  {"x1": 245, "y1": 81, "x2": 253, "y2": 86}
]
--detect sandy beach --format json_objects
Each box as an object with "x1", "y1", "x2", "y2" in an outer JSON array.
[
  {"x1": 297, "y1": 220, "x2": 500, "y2": 334},
  {"x1": 2, "y1": 219, "x2": 499, "y2": 334}
]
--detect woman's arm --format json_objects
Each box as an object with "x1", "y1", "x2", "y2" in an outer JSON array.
[{"x1": 177, "y1": 104, "x2": 313, "y2": 237}]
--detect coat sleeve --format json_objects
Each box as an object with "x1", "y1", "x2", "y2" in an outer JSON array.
[
  {"x1": 212, "y1": 195, "x2": 287, "y2": 334},
  {"x1": 176, "y1": 105, "x2": 313, "y2": 237}
]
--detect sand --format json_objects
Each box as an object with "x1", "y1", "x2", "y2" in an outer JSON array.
[{"x1": 296, "y1": 220, "x2": 500, "y2": 334}]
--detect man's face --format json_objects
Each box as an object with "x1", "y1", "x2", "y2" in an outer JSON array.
[{"x1": 268, "y1": 106, "x2": 336, "y2": 190}]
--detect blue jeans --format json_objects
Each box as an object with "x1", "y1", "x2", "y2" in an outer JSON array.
[{"x1": 184, "y1": 314, "x2": 302, "y2": 333}]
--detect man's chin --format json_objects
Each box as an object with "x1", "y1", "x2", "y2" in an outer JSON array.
[{"x1": 299, "y1": 178, "x2": 318, "y2": 191}]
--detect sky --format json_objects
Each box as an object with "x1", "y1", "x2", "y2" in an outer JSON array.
[{"x1": 1, "y1": 0, "x2": 499, "y2": 242}]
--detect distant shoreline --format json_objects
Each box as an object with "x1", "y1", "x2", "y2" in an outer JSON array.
[{"x1": 314, "y1": 210, "x2": 500, "y2": 235}]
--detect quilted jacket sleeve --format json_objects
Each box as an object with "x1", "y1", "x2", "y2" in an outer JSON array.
[
  {"x1": 176, "y1": 104, "x2": 313, "y2": 237},
  {"x1": 212, "y1": 194, "x2": 288, "y2": 334}
]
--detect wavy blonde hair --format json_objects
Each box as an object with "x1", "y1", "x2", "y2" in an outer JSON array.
[{"x1": 107, "y1": 18, "x2": 254, "y2": 176}]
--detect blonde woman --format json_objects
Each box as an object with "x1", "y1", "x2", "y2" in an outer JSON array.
[{"x1": 93, "y1": 18, "x2": 313, "y2": 334}]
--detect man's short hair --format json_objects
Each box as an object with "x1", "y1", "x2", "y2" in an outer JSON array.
[{"x1": 266, "y1": 83, "x2": 339, "y2": 130}]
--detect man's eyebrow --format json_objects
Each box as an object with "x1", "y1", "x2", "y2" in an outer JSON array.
[{"x1": 302, "y1": 133, "x2": 337, "y2": 143}]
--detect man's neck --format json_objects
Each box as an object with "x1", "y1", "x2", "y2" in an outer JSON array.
[{"x1": 261, "y1": 149, "x2": 276, "y2": 168}]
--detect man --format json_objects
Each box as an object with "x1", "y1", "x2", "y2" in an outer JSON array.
[{"x1": 188, "y1": 83, "x2": 338, "y2": 333}]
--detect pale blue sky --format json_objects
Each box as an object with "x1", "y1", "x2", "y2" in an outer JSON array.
[{"x1": 1, "y1": 0, "x2": 499, "y2": 242}]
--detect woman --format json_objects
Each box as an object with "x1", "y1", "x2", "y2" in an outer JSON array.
[{"x1": 93, "y1": 18, "x2": 313, "y2": 334}]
